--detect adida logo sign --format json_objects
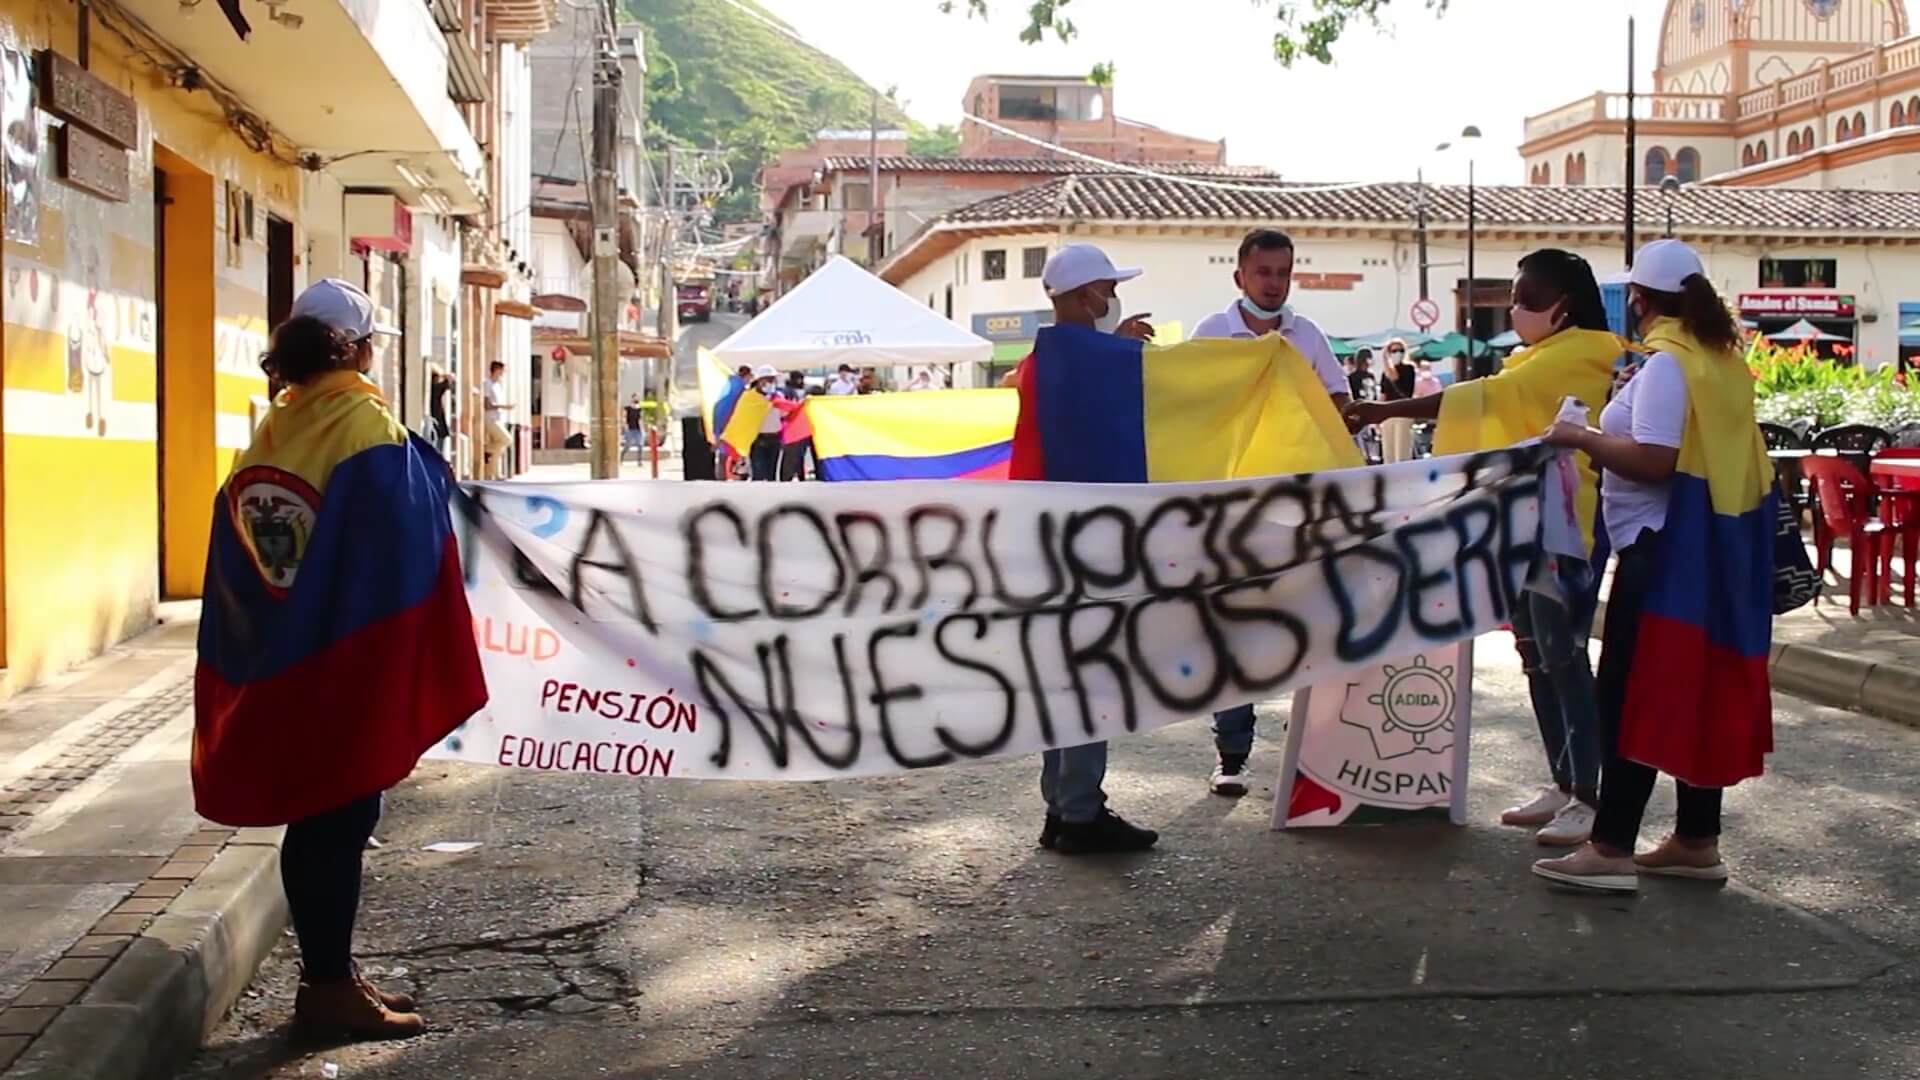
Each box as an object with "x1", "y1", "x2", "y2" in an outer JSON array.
[{"x1": 1272, "y1": 642, "x2": 1473, "y2": 828}]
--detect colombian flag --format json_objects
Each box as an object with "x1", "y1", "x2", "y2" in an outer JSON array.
[
  {"x1": 193, "y1": 372, "x2": 487, "y2": 826},
  {"x1": 1015, "y1": 323, "x2": 1364, "y2": 482},
  {"x1": 1619, "y1": 319, "x2": 1774, "y2": 787},
  {"x1": 697, "y1": 349, "x2": 772, "y2": 456},
  {"x1": 809, "y1": 389, "x2": 1017, "y2": 481},
  {"x1": 1434, "y1": 327, "x2": 1622, "y2": 550}
]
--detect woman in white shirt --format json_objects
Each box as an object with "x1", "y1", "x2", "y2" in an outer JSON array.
[{"x1": 1533, "y1": 239, "x2": 1770, "y2": 893}]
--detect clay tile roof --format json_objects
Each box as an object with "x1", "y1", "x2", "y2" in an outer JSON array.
[
  {"x1": 938, "y1": 174, "x2": 1920, "y2": 233},
  {"x1": 816, "y1": 156, "x2": 1277, "y2": 178}
]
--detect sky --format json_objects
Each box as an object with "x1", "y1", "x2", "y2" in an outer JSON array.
[{"x1": 753, "y1": 0, "x2": 1676, "y2": 185}]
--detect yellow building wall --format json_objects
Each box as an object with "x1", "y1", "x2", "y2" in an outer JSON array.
[{"x1": 1, "y1": 0, "x2": 292, "y2": 691}]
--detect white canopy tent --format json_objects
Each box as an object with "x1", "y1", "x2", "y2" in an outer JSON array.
[{"x1": 710, "y1": 255, "x2": 992, "y2": 374}]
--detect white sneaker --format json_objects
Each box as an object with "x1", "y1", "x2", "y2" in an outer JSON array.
[
  {"x1": 1500, "y1": 785, "x2": 1570, "y2": 827},
  {"x1": 1210, "y1": 760, "x2": 1250, "y2": 797},
  {"x1": 1535, "y1": 800, "x2": 1596, "y2": 847}
]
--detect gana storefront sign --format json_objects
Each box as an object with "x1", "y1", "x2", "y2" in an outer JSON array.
[
  {"x1": 971, "y1": 310, "x2": 1055, "y2": 343},
  {"x1": 1738, "y1": 291, "x2": 1856, "y2": 318}
]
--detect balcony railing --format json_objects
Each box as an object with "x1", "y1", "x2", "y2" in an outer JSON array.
[
  {"x1": 1522, "y1": 92, "x2": 1728, "y2": 142},
  {"x1": 1737, "y1": 35, "x2": 1920, "y2": 118}
]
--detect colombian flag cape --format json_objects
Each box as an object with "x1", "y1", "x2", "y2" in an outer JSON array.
[
  {"x1": 1433, "y1": 327, "x2": 1621, "y2": 550},
  {"x1": 193, "y1": 372, "x2": 487, "y2": 826},
  {"x1": 1620, "y1": 319, "x2": 1775, "y2": 787},
  {"x1": 1014, "y1": 324, "x2": 1364, "y2": 481},
  {"x1": 809, "y1": 389, "x2": 1017, "y2": 480},
  {"x1": 697, "y1": 349, "x2": 773, "y2": 456}
]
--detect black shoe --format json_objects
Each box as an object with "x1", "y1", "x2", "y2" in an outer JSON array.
[
  {"x1": 1039, "y1": 813, "x2": 1062, "y2": 849},
  {"x1": 1054, "y1": 810, "x2": 1159, "y2": 855}
]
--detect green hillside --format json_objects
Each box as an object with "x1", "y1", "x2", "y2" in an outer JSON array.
[{"x1": 630, "y1": 0, "x2": 913, "y2": 221}]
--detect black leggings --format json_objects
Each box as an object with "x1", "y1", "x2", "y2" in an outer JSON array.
[
  {"x1": 1592, "y1": 534, "x2": 1723, "y2": 850},
  {"x1": 280, "y1": 794, "x2": 383, "y2": 982}
]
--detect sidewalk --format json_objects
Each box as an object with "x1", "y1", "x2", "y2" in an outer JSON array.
[
  {"x1": 0, "y1": 605, "x2": 285, "y2": 1080},
  {"x1": 1767, "y1": 583, "x2": 1920, "y2": 728}
]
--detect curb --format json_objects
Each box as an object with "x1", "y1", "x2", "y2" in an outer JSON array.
[
  {"x1": 4, "y1": 830, "x2": 286, "y2": 1080},
  {"x1": 1594, "y1": 602, "x2": 1920, "y2": 730}
]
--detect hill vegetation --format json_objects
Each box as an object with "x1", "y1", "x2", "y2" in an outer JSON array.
[{"x1": 628, "y1": 0, "x2": 915, "y2": 221}]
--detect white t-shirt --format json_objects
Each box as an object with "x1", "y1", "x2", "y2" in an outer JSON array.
[
  {"x1": 757, "y1": 389, "x2": 784, "y2": 435},
  {"x1": 827, "y1": 376, "x2": 858, "y2": 396},
  {"x1": 1190, "y1": 300, "x2": 1351, "y2": 402},
  {"x1": 484, "y1": 378, "x2": 507, "y2": 419},
  {"x1": 1598, "y1": 352, "x2": 1689, "y2": 550}
]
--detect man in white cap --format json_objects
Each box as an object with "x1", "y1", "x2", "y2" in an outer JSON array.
[
  {"x1": 1007, "y1": 243, "x2": 1160, "y2": 856},
  {"x1": 749, "y1": 364, "x2": 786, "y2": 481}
]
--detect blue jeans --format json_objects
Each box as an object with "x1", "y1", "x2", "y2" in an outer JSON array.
[
  {"x1": 1511, "y1": 587, "x2": 1600, "y2": 799},
  {"x1": 1211, "y1": 705, "x2": 1256, "y2": 756},
  {"x1": 1040, "y1": 742, "x2": 1107, "y2": 823}
]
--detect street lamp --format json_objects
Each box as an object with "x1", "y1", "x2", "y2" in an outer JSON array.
[
  {"x1": 1435, "y1": 126, "x2": 1482, "y2": 375},
  {"x1": 1659, "y1": 175, "x2": 1684, "y2": 238}
]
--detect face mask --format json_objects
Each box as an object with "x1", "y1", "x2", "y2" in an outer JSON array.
[
  {"x1": 1509, "y1": 301, "x2": 1565, "y2": 346},
  {"x1": 1240, "y1": 296, "x2": 1289, "y2": 322},
  {"x1": 1093, "y1": 294, "x2": 1125, "y2": 334}
]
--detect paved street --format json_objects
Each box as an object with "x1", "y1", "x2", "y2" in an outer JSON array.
[
  {"x1": 179, "y1": 646, "x2": 1920, "y2": 1079},
  {"x1": 669, "y1": 312, "x2": 747, "y2": 415}
]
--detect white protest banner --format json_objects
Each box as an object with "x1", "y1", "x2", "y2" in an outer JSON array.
[
  {"x1": 1271, "y1": 641, "x2": 1475, "y2": 829},
  {"x1": 427, "y1": 446, "x2": 1553, "y2": 782}
]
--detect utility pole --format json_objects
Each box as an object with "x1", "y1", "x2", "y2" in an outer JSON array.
[
  {"x1": 589, "y1": 0, "x2": 622, "y2": 480},
  {"x1": 867, "y1": 89, "x2": 881, "y2": 266},
  {"x1": 1415, "y1": 168, "x2": 1430, "y2": 301},
  {"x1": 1625, "y1": 15, "x2": 1638, "y2": 267},
  {"x1": 658, "y1": 147, "x2": 678, "y2": 346}
]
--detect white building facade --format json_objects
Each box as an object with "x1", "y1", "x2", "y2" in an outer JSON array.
[{"x1": 880, "y1": 174, "x2": 1920, "y2": 381}]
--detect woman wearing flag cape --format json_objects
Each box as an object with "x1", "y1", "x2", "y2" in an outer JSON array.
[
  {"x1": 1346, "y1": 250, "x2": 1621, "y2": 848},
  {"x1": 193, "y1": 280, "x2": 488, "y2": 1039},
  {"x1": 1532, "y1": 240, "x2": 1774, "y2": 894}
]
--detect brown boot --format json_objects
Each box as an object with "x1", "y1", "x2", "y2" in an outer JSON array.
[
  {"x1": 294, "y1": 977, "x2": 427, "y2": 1042},
  {"x1": 354, "y1": 961, "x2": 417, "y2": 1013}
]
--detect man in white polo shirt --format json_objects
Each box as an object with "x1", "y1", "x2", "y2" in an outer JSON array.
[
  {"x1": 1192, "y1": 229, "x2": 1351, "y2": 413},
  {"x1": 1189, "y1": 227, "x2": 1349, "y2": 797}
]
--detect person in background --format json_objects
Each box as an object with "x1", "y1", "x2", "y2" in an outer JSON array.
[
  {"x1": 858, "y1": 369, "x2": 878, "y2": 394},
  {"x1": 1413, "y1": 358, "x2": 1444, "y2": 397},
  {"x1": 829, "y1": 364, "x2": 859, "y2": 395},
  {"x1": 1191, "y1": 229, "x2": 1352, "y2": 414},
  {"x1": 195, "y1": 280, "x2": 486, "y2": 1040},
  {"x1": 906, "y1": 368, "x2": 934, "y2": 391},
  {"x1": 748, "y1": 365, "x2": 787, "y2": 481},
  {"x1": 623, "y1": 393, "x2": 645, "y2": 465},
  {"x1": 1188, "y1": 227, "x2": 1350, "y2": 794},
  {"x1": 1533, "y1": 239, "x2": 1773, "y2": 893},
  {"x1": 1008, "y1": 242, "x2": 1160, "y2": 855},
  {"x1": 483, "y1": 360, "x2": 512, "y2": 480},
  {"x1": 1377, "y1": 337, "x2": 1419, "y2": 463},
  {"x1": 1346, "y1": 348, "x2": 1377, "y2": 402},
  {"x1": 1346, "y1": 249, "x2": 1620, "y2": 848},
  {"x1": 777, "y1": 370, "x2": 812, "y2": 481},
  {"x1": 426, "y1": 366, "x2": 453, "y2": 457}
]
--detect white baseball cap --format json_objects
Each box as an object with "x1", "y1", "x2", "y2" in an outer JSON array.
[
  {"x1": 290, "y1": 278, "x2": 400, "y2": 340},
  {"x1": 753, "y1": 364, "x2": 779, "y2": 381},
  {"x1": 1041, "y1": 243, "x2": 1142, "y2": 297},
  {"x1": 1609, "y1": 238, "x2": 1706, "y2": 293}
]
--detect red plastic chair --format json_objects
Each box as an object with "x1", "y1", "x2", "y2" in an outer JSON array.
[
  {"x1": 1802, "y1": 456, "x2": 1891, "y2": 615},
  {"x1": 1873, "y1": 449, "x2": 1920, "y2": 608}
]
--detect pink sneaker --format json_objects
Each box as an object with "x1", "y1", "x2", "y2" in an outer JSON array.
[{"x1": 1532, "y1": 845, "x2": 1637, "y2": 893}]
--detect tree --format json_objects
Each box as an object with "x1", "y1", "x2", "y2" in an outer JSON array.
[
  {"x1": 908, "y1": 124, "x2": 962, "y2": 156},
  {"x1": 940, "y1": 0, "x2": 1451, "y2": 66}
]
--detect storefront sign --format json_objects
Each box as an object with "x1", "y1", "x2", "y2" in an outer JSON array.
[
  {"x1": 54, "y1": 124, "x2": 128, "y2": 202},
  {"x1": 37, "y1": 50, "x2": 137, "y2": 149},
  {"x1": 1738, "y1": 291, "x2": 1855, "y2": 318},
  {"x1": 971, "y1": 309, "x2": 1054, "y2": 342}
]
